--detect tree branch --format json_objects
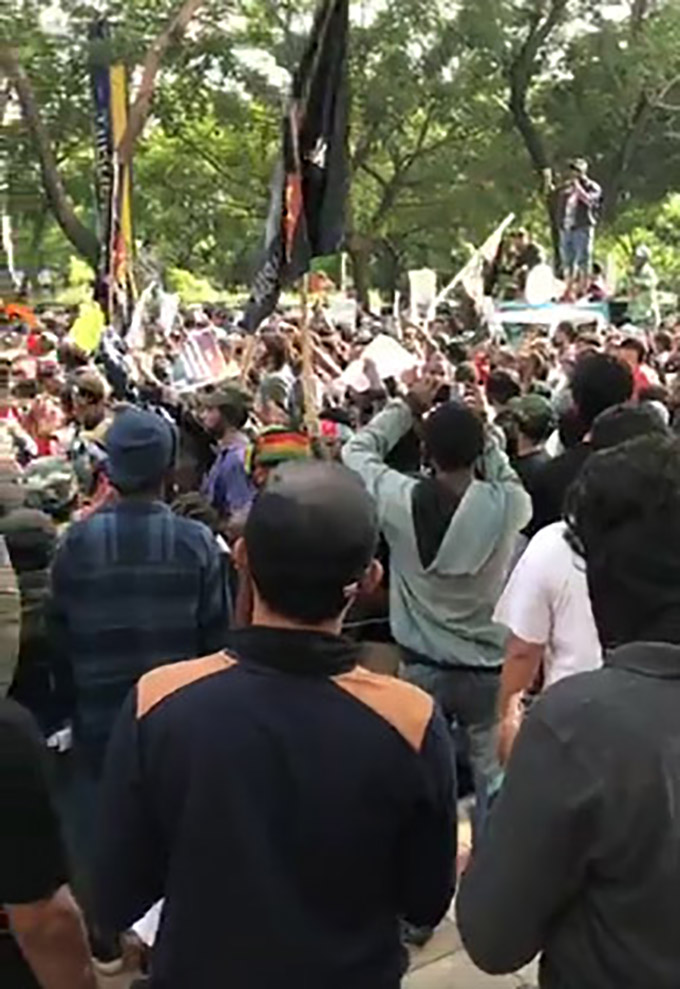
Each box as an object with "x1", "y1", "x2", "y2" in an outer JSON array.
[
  {"x1": 504, "y1": 0, "x2": 569, "y2": 266},
  {"x1": 630, "y1": 0, "x2": 652, "y2": 38},
  {"x1": 0, "y1": 43, "x2": 100, "y2": 265},
  {"x1": 604, "y1": 73, "x2": 680, "y2": 218},
  {"x1": 117, "y1": 0, "x2": 205, "y2": 166},
  {"x1": 401, "y1": 106, "x2": 435, "y2": 170},
  {"x1": 0, "y1": 81, "x2": 10, "y2": 125},
  {"x1": 358, "y1": 160, "x2": 391, "y2": 189}
]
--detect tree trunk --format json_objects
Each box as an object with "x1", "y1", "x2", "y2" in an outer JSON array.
[
  {"x1": 347, "y1": 235, "x2": 371, "y2": 309},
  {"x1": 603, "y1": 93, "x2": 652, "y2": 221},
  {"x1": 0, "y1": 43, "x2": 100, "y2": 266},
  {"x1": 504, "y1": 1, "x2": 570, "y2": 275},
  {"x1": 508, "y1": 81, "x2": 561, "y2": 274},
  {"x1": 1, "y1": 0, "x2": 205, "y2": 267},
  {"x1": 117, "y1": 0, "x2": 205, "y2": 166}
]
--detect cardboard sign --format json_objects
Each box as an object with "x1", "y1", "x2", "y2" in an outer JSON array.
[
  {"x1": 327, "y1": 295, "x2": 358, "y2": 330},
  {"x1": 171, "y1": 328, "x2": 228, "y2": 390},
  {"x1": 408, "y1": 269, "x2": 437, "y2": 322},
  {"x1": 159, "y1": 292, "x2": 179, "y2": 336},
  {"x1": 339, "y1": 333, "x2": 418, "y2": 393},
  {"x1": 127, "y1": 282, "x2": 156, "y2": 351}
]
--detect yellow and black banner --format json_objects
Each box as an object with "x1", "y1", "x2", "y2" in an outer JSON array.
[{"x1": 90, "y1": 18, "x2": 135, "y2": 327}]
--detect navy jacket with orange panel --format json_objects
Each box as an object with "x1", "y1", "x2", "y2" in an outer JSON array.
[{"x1": 95, "y1": 626, "x2": 456, "y2": 989}]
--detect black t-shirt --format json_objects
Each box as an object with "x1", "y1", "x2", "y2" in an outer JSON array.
[
  {"x1": 0, "y1": 699, "x2": 68, "y2": 988},
  {"x1": 411, "y1": 476, "x2": 463, "y2": 569},
  {"x1": 513, "y1": 449, "x2": 552, "y2": 494},
  {"x1": 527, "y1": 443, "x2": 591, "y2": 537},
  {"x1": 512, "y1": 449, "x2": 552, "y2": 537}
]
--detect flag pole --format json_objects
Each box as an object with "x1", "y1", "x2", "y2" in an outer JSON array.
[
  {"x1": 239, "y1": 331, "x2": 259, "y2": 387},
  {"x1": 300, "y1": 274, "x2": 319, "y2": 436},
  {"x1": 427, "y1": 212, "x2": 516, "y2": 322}
]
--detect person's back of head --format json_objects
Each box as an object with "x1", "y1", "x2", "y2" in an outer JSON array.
[
  {"x1": 0, "y1": 508, "x2": 57, "y2": 573},
  {"x1": 557, "y1": 406, "x2": 588, "y2": 450},
  {"x1": 239, "y1": 462, "x2": 379, "y2": 627},
  {"x1": 424, "y1": 402, "x2": 485, "y2": 475},
  {"x1": 508, "y1": 395, "x2": 554, "y2": 447},
  {"x1": 654, "y1": 330, "x2": 672, "y2": 355},
  {"x1": 454, "y1": 362, "x2": 478, "y2": 386},
  {"x1": 262, "y1": 333, "x2": 290, "y2": 373},
  {"x1": 591, "y1": 403, "x2": 669, "y2": 452},
  {"x1": 619, "y1": 336, "x2": 646, "y2": 367},
  {"x1": 485, "y1": 370, "x2": 520, "y2": 409},
  {"x1": 566, "y1": 434, "x2": 680, "y2": 649},
  {"x1": 555, "y1": 320, "x2": 577, "y2": 347},
  {"x1": 569, "y1": 352, "x2": 633, "y2": 430},
  {"x1": 171, "y1": 492, "x2": 221, "y2": 535}
]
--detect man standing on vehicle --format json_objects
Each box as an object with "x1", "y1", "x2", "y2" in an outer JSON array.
[{"x1": 555, "y1": 158, "x2": 602, "y2": 300}]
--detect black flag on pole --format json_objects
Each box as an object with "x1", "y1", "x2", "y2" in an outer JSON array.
[{"x1": 242, "y1": 0, "x2": 350, "y2": 332}]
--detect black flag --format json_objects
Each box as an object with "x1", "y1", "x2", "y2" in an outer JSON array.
[{"x1": 242, "y1": 0, "x2": 349, "y2": 332}]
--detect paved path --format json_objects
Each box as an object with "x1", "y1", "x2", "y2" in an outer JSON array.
[
  {"x1": 405, "y1": 918, "x2": 537, "y2": 988},
  {"x1": 100, "y1": 918, "x2": 537, "y2": 988}
]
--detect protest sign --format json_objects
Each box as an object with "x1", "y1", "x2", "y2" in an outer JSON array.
[
  {"x1": 127, "y1": 282, "x2": 156, "y2": 350},
  {"x1": 408, "y1": 269, "x2": 437, "y2": 323},
  {"x1": 69, "y1": 300, "x2": 105, "y2": 353},
  {"x1": 159, "y1": 292, "x2": 179, "y2": 336},
  {"x1": 339, "y1": 333, "x2": 418, "y2": 392},
  {"x1": 327, "y1": 294, "x2": 358, "y2": 330},
  {"x1": 171, "y1": 328, "x2": 228, "y2": 390}
]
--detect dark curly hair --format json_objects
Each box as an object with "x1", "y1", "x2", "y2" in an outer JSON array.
[
  {"x1": 570, "y1": 352, "x2": 634, "y2": 429},
  {"x1": 565, "y1": 434, "x2": 680, "y2": 649}
]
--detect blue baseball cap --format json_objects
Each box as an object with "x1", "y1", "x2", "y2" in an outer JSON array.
[{"x1": 106, "y1": 407, "x2": 176, "y2": 493}]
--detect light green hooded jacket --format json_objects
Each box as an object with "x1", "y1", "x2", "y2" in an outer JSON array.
[{"x1": 343, "y1": 401, "x2": 532, "y2": 668}]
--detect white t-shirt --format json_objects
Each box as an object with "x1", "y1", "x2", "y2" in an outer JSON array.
[{"x1": 495, "y1": 522, "x2": 602, "y2": 688}]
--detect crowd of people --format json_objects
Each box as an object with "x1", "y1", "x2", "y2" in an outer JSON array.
[{"x1": 2, "y1": 290, "x2": 680, "y2": 989}]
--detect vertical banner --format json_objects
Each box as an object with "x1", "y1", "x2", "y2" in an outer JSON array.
[
  {"x1": 109, "y1": 64, "x2": 135, "y2": 314},
  {"x1": 109, "y1": 64, "x2": 136, "y2": 327},
  {"x1": 242, "y1": 0, "x2": 350, "y2": 332},
  {"x1": 89, "y1": 18, "x2": 114, "y2": 269},
  {"x1": 90, "y1": 19, "x2": 136, "y2": 328}
]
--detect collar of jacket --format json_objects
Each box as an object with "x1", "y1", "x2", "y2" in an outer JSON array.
[
  {"x1": 102, "y1": 499, "x2": 170, "y2": 515},
  {"x1": 225, "y1": 626, "x2": 360, "y2": 678},
  {"x1": 606, "y1": 641, "x2": 680, "y2": 679}
]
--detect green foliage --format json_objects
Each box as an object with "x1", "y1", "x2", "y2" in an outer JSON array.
[
  {"x1": 52, "y1": 255, "x2": 96, "y2": 305},
  {"x1": 166, "y1": 266, "x2": 222, "y2": 303},
  {"x1": 5, "y1": 0, "x2": 680, "y2": 297},
  {"x1": 598, "y1": 194, "x2": 680, "y2": 294}
]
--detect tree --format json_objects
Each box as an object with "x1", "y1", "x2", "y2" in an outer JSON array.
[
  {"x1": 5, "y1": 0, "x2": 680, "y2": 297},
  {"x1": 457, "y1": 0, "x2": 680, "y2": 263},
  {"x1": 1, "y1": 0, "x2": 205, "y2": 266}
]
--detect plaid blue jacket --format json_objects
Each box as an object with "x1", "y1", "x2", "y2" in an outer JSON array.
[{"x1": 50, "y1": 500, "x2": 230, "y2": 769}]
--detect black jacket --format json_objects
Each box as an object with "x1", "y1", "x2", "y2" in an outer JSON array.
[
  {"x1": 96, "y1": 627, "x2": 456, "y2": 989},
  {"x1": 457, "y1": 641, "x2": 680, "y2": 988},
  {"x1": 555, "y1": 177, "x2": 602, "y2": 230}
]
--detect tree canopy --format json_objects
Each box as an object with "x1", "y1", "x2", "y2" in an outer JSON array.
[{"x1": 3, "y1": 0, "x2": 680, "y2": 298}]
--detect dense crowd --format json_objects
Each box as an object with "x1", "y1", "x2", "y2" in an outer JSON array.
[{"x1": 2, "y1": 293, "x2": 680, "y2": 989}]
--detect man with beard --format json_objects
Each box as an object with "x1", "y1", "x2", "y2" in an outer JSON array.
[{"x1": 200, "y1": 388, "x2": 255, "y2": 520}]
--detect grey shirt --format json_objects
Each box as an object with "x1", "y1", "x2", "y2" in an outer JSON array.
[{"x1": 457, "y1": 641, "x2": 680, "y2": 988}]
